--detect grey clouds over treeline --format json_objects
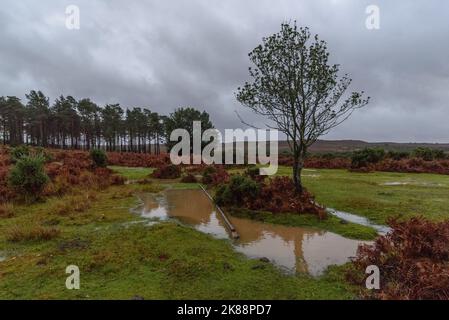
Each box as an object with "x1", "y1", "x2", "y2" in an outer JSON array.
[{"x1": 0, "y1": 0, "x2": 448, "y2": 142}]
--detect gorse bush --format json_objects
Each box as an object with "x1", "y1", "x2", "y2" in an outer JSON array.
[
  {"x1": 215, "y1": 175, "x2": 326, "y2": 218},
  {"x1": 11, "y1": 145, "x2": 53, "y2": 164},
  {"x1": 90, "y1": 149, "x2": 108, "y2": 168},
  {"x1": 10, "y1": 145, "x2": 31, "y2": 163},
  {"x1": 201, "y1": 166, "x2": 217, "y2": 184},
  {"x1": 201, "y1": 165, "x2": 229, "y2": 185},
  {"x1": 244, "y1": 166, "x2": 265, "y2": 182},
  {"x1": 180, "y1": 174, "x2": 198, "y2": 183},
  {"x1": 386, "y1": 150, "x2": 409, "y2": 161},
  {"x1": 8, "y1": 155, "x2": 49, "y2": 201},
  {"x1": 214, "y1": 175, "x2": 259, "y2": 207},
  {"x1": 34, "y1": 146, "x2": 53, "y2": 162},
  {"x1": 151, "y1": 164, "x2": 181, "y2": 179},
  {"x1": 413, "y1": 147, "x2": 447, "y2": 161},
  {"x1": 351, "y1": 148, "x2": 385, "y2": 168}
]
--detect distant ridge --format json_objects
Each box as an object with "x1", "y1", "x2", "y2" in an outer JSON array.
[{"x1": 278, "y1": 140, "x2": 449, "y2": 153}]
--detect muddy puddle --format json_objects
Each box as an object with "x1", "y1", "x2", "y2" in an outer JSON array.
[
  {"x1": 134, "y1": 189, "x2": 370, "y2": 276},
  {"x1": 327, "y1": 208, "x2": 391, "y2": 235},
  {"x1": 381, "y1": 181, "x2": 444, "y2": 187}
]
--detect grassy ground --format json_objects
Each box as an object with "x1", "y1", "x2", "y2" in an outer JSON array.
[
  {"x1": 108, "y1": 166, "x2": 154, "y2": 180},
  {"x1": 4, "y1": 165, "x2": 445, "y2": 299},
  {"x1": 109, "y1": 166, "x2": 200, "y2": 190},
  {"x1": 0, "y1": 183, "x2": 356, "y2": 300},
  {"x1": 276, "y1": 166, "x2": 449, "y2": 224}
]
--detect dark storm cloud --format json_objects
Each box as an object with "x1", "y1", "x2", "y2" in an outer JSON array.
[{"x1": 0, "y1": 0, "x2": 448, "y2": 142}]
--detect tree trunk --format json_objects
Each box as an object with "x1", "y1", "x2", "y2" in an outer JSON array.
[{"x1": 292, "y1": 154, "x2": 304, "y2": 194}]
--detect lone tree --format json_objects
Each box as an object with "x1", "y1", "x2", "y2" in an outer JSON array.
[{"x1": 237, "y1": 22, "x2": 369, "y2": 193}]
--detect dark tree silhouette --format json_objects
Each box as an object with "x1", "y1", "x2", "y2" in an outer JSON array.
[
  {"x1": 237, "y1": 22, "x2": 369, "y2": 193},
  {"x1": 0, "y1": 90, "x2": 210, "y2": 154},
  {"x1": 164, "y1": 107, "x2": 214, "y2": 153}
]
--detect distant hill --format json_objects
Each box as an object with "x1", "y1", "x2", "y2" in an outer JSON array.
[
  {"x1": 154, "y1": 139, "x2": 449, "y2": 155},
  {"x1": 278, "y1": 140, "x2": 449, "y2": 153}
]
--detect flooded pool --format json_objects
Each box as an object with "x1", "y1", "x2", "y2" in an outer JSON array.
[
  {"x1": 134, "y1": 189, "x2": 370, "y2": 276},
  {"x1": 381, "y1": 181, "x2": 444, "y2": 187},
  {"x1": 327, "y1": 208, "x2": 391, "y2": 235}
]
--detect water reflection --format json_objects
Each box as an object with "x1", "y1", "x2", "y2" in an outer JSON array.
[{"x1": 135, "y1": 189, "x2": 369, "y2": 276}]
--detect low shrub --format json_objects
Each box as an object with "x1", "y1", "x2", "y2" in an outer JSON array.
[
  {"x1": 10, "y1": 145, "x2": 30, "y2": 163},
  {"x1": 180, "y1": 174, "x2": 198, "y2": 183},
  {"x1": 351, "y1": 148, "x2": 385, "y2": 169},
  {"x1": 109, "y1": 174, "x2": 125, "y2": 186},
  {"x1": 34, "y1": 146, "x2": 53, "y2": 162},
  {"x1": 214, "y1": 175, "x2": 260, "y2": 207},
  {"x1": 413, "y1": 147, "x2": 447, "y2": 161},
  {"x1": 244, "y1": 166, "x2": 265, "y2": 182},
  {"x1": 90, "y1": 149, "x2": 108, "y2": 168},
  {"x1": 215, "y1": 175, "x2": 326, "y2": 219},
  {"x1": 184, "y1": 164, "x2": 208, "y2": 174},
  {"x1": 8, "y1": 155, "x2": 49, "y2": 201},
  {"x1": 201, "y1": 165, "x2": 229, "y2": 186},
  {"x1": 201, "y1": 166, "x2": 216, "y2": 184},
  {"x1": 0, "y1": 166, "x2": 15, "y2": 202},
  {"x1": 0, "y1": 153, "x2": 10, "y2": 167},
  {"x1": 305, "y1": 157, "x2": 351, "y2": 169},
  {"x1": 386, "y1": 150, "x2": 409, "y2": 161},
  {"x1": 348, "y1": 217, "x2": 449, "y2": 300},
  {"x1": 249, "y1": 177, "x2": 326, "y2": 218},
  {"x1": 107, "y1": 152, "x2": 169, "y2": 167},
  {"x1": 279, "y1": 154, "x2": 352, "y2": 169},
  {"x1": 151, "y1": 164, "x2": 181, "y2": 179}
]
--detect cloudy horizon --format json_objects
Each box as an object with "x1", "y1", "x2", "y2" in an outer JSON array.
[{"x1": 1, "y1": 0, "x2": 448, "y2": 143}]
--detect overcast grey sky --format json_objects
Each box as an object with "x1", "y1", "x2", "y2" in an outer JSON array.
[{"x1": 0, "y1": 0, "x2": 448, "y2": 142}]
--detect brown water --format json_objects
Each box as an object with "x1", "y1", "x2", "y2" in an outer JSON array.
[{"x1": 134, "y1": 189, "x2": 369, "y2": 276}]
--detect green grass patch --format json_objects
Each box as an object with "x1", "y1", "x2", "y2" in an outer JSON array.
[
  {"x1": 108, "y1": 166, "x2": 154, "y2": 180},
  {"x1": 276, "y1": 166, "x2": 449, "y2": 224},
  {"x1": 166, "y1": 182, "x2": 201, "y2": 190}
]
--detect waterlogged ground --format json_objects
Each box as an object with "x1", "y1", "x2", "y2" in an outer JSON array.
[
  {"x1": 0, "y1": 183, "x2": 357, "y2": 299},
  {"x1": 1, "y1": 165, "x2": 448, "y2": 299},
  {"x1": 134, "y1": 189, "x2": 370, "y2": 276}
]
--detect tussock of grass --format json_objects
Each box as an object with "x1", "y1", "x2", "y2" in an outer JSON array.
[
  {"x1": 50, "y1": 194, "x2": 93, "y2": 216},
  {"x1": 0, "y1": 203, "x2": 15, "y2": 218},
  {"x1": 110, "y1": 189, "x2": 135, "y2": 199},
  {"x1": 6, "y1": 225, "x2": 60, "y2": 242}
]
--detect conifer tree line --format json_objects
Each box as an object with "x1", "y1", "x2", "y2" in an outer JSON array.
[{"x1": 0, "y1": 90, "x2": 211, "y2": 153}]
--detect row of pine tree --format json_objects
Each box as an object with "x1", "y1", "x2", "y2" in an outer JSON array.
[{"x1": 0, "y1": 90, "x2": 169, "y2": 153}]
